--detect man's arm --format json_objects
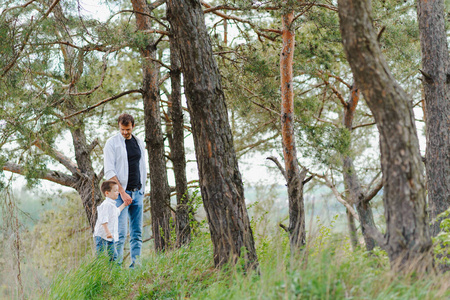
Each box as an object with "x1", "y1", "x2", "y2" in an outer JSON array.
[
  {"x1": 102, "y1": 223, "x2": 113, "y2": 239},
  {"x1": 104, "y1": 139, "x2": 133, "y2": 205},
  {"x1": 109, "y1": 176, "x2": 133, "y2": 205}
]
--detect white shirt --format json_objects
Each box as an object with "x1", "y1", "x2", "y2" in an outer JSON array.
[
  {"x1": 104, "y1": 132, "x2": 147, "y2": 193},
  {"x1": 93, "y1": 198, "x2": 121, "y2": 241}
]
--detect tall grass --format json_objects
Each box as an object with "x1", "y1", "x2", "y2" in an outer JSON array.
[{"x1": 45, "y1": 229, "x2": 450, "y2": 300}]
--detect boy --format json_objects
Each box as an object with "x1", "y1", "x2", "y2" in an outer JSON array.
[{"x1": 93, "y1": 180, "x2": 127, "y2": 261}]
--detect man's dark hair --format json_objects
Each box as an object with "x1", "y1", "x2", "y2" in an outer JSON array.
[
  {"x1": 101, "y1": 180, "x2": 118, "y2": 196},
  {"x1": 117, "y1": 113, "x2": 135, "y2": 126}
]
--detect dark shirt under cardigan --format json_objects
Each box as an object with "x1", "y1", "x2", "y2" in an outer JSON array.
[{"x1": 125, "y1": 136, "x2": 141, "y2": 191}]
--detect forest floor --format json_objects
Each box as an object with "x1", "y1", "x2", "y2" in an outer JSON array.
[{"x1": 41, "y1": 230, "x2": 449, "y2": 300}]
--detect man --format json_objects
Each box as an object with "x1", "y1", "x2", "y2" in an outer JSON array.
[{"x1": 104, "y1": 113, "x2": 147, "y2": 267}]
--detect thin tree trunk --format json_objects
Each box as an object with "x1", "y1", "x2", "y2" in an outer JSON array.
[
  {"x1": 280, "y1": 10, "x2": 307, "y2": 251},
  {"x1": 342, "y1": 84, "x2": 376, "y2": 251},
  {"x1": 338, "y1": 0, "x2": 433, "y2": 271},
  {"x1": 168, "y1": 33, "x2": 191, "y2": 247},
  {"x1": 417, "y1": 0, "x2": 450, "y2": 237},
  {"x1": 167, "y1": 0, "x2": 258, "y2": 269},
  {"x1": 131, "y1": 0, "x2": 171, "y2": 251}
]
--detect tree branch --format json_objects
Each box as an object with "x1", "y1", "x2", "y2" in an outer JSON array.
[
  {"x1": 142, "y1": 29, "x2": 171, "y2": 36},
  {"x1": 352, "y1": 122, "x2": 376, "y2": 130},
  {"x1": 236, "y1": 133, "x2": 278, "y2": 156},
  {"x1": 419, "y1": 69, "x2": 433, "y2": 83},
  {"x1": 279, "y1": 223, "x2": 289, "y2": 232},
  {"x1": 302, "y1": 175, "x2": 314, "y2": 185},
  {"x1": 63, "y1": 89, "x2": 143, "y2": 120},
  {"x1": 69, "y1": 50, "x2": 110, "y2": 96},
  {"x1": 266, "y1": 156, "x2": 287, "y2": 181},
  {"x1": 159, "y1": 72, "x2": 171, "y2": 86},
  {"x1": 322, "y1": 175, "x2": 360, "y2": 221},
  {"x1": 318, "y1": 73, "x2": 347, "y2": 108},
  {"x1": 1, "y1": 0, "x2": 37, "y2": 16},
  {"x1": 324, "y1": 72, "x2": 351, "y2": 89},
  {"x1": 42, "y1": 0, "x2": 61, "y2": 18},
  {"x1": 148, "y1": 0, "x2": 166, "y2": 10},
  {"x1": 98, "y1": 167, "x2": 104, "y2": 181},
  {"x1": 1, "y1": 17, "x2": 34, "y2": 77},
  {"x1": 300, "y1": 2, "x2": 338, "y2": 12},
  {"x1": 293, "y1": 3, "x2": 314, "y2": 24},
  {"x1": 33, "y1": 138, "x2": 82, "y2": 176},
  {"x1": 147, "y1": 56, "x2": 172, "y2": 71},
  {"x1": 312, "y1": 115, "x2": 339, "y2": 127},
  {"x1": 364, "y1": 180, "x2": 383, "y2": 203},
  {"x1": 201, "y1": 1, "x2": 280, "y2": 41},
  {"x1": 87, "y1": 138, "x2": 99, "y2": 154},
  {"x1": 3, "y1": 161, "x2": 77, "y2": 188},
  {"x1": 116, "y1": 10, "x2": 169, "y2": 29}
]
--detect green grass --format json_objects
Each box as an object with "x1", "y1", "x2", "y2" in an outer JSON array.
[{"x1": 44, "y1": 232, "x2": 450, "y2": 300}]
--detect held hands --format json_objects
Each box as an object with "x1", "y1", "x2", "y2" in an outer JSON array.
[{"x1": 121, "y1": 191, "x2": 133, "y2": 206}]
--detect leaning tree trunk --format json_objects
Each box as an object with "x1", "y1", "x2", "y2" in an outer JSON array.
[
  {"x1": 69, "y1": 120, "x2": 103, "y2": 229},
  {"x1": 131, "y1": 0, "x2": 171, "y2": 251},
  {"x1": 167, "y1": 33, "x2": 191, "y2": 247},
  {"x1": 167, "y1": 0, "x2": 258, "y2": 269},
  {"x1": 33, "y1": 118, "x2": 103, "y2": 231},
  {"x1": 338, "y1": 0, "x2": 433, "y2": 271},
  {"x1": 280, "y1": 10, "x2": 307, "y2": 251},
  {"x1": 342, "y1": 84, "x2": 376, "y2": 251},
  {"x1": 417, "y1": 0, "x2": 450, "y2": 237}
]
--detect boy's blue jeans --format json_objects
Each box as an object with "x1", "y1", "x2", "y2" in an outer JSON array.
[
  {"x1": 94, "y1": 236, "x2": 116, "y2": 261},
  {"x1": 114, "y1": 190, "x2": 143, "y2": 267}
]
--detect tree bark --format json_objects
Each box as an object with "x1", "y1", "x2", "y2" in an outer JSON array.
[
  {"x1": 131, "y1": 0, "x2": 172, "y2": 251},
  {"x1": 69, "y1": 121, "x2": 103, "y2": 230},
  {"x1": 280, "y1": 10, "x2": 307, "y2": 251},
  {"x1": 346, "y1": 209, "x2": 358, "y2": 251},
  {"x1": 167, "y1": 33, "x2": 191, "y2": 247},
  {"x1": 338, "y1": 0, "x2": 433, "y2": 271},
  {"x1": 417, "y1": 0, "x2": 450, "y2": 237},
  {"x1": 167, "y1": 0, "x2": 258, "y2": 269},
  {"x1": 342, "y1": 84, "x2": 376, "y2": 251}
]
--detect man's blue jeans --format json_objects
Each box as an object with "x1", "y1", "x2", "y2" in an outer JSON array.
[
  {"x1": 94, "y1": 236, "x2": 116, "y2": 261},
  {"x1": 114, "y1": 190, "x2": 143, "y2": 267}
]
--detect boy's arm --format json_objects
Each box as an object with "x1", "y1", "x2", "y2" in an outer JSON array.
[
  {"x1": 118, "y1": 203, "x2": 127, "y2": 212},
  {"x1": 101, "y1": 223, "x2": 113, "y2": 239}
]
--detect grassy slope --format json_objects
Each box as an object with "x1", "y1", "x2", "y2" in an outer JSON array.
[{"x1": 45, "y1": 231, "x2": 450, "y2": 300}]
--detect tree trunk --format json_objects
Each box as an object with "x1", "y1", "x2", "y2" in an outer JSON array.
[
  {"x1": 338, "y1": 0, "x2": 433, "y2": 271},
  {"x1": 280, "y1": 10, "x2": 307, "y2": 251},
  {"x1": 167, "y1": 0, "x2": 258, "y2": 269},
  {"x1": 70, "y1": 123, "x2": 103, "y2": 230},
  {"x1": 417, "y1": 0, "x2": 450, "y2": 237},
  {"x1": 131, "y1": 0, "x2": 171, "y2": 251},
  {"x1": 342, "y1": 84, "x2": 376, "y2": 251},
  {"x1": 168, "y1": 33, "x2": 191, "y2": 247},
  {"x1": 346, "y1": 209, "x2": 358, "y2": 251}
]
